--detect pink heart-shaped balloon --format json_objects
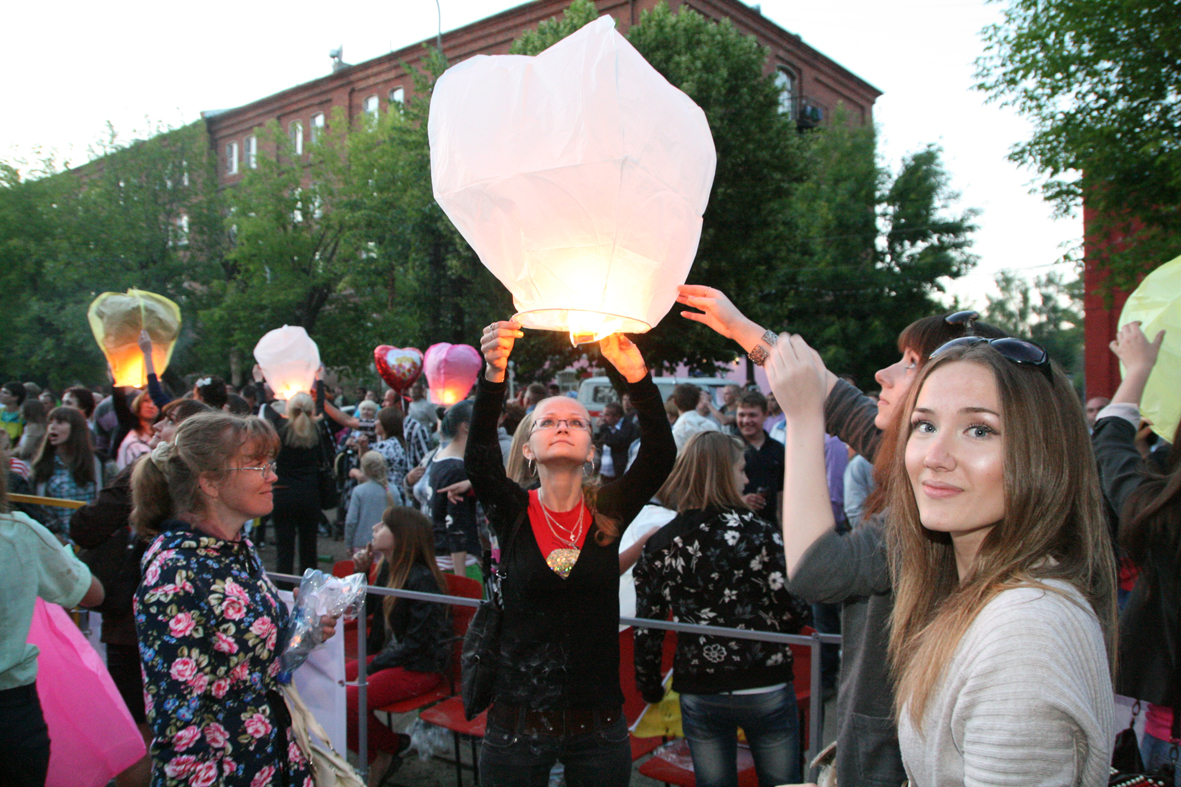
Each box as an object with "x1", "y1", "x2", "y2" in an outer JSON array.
[
  {"x1": 374, "y1": 346, "x2": 423, "y2": 391},
  {"x1": 423, "y1": 343, "x2": 482, "y2": 405}
]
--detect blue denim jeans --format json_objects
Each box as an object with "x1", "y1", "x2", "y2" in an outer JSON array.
[
  {"x1": 479, "y1": 711, "x2": 632, "y2": 787},
  {"x1": 1141, "y1": 732, "x2": 1181, "y2": 787},
  {"x1": 679, "y1": 686, "x2": 801, "y2": 787}
]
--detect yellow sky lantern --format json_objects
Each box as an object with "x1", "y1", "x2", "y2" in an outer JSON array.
[
  {"x1": 429, "y1": 16, "x2": 716, "y2": 346},
  {"x1": 1119, "y1": 253, "x2": 1181, "y2": 442},
  {"x1": 253, "y1": 326, "x2": 320, "y2": 401},
  {"x1": 87, "y1": 289, "x2": 181, "y2": 388}
]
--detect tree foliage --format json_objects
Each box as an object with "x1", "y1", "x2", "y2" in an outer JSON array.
[
  {"x1": 976, "y1": 0, "x2": 1181, "y2": 289},
  {"x1": 981, "y1": 269, "x2": 1084, "y2": 392},
  {"x1": 0, "y1": 0, "x2": 978, "y2": 395}
]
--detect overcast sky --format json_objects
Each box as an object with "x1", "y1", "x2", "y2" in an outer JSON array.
[{"x1": 3, "y1": 0, "x2": 1077, "y2": 308}]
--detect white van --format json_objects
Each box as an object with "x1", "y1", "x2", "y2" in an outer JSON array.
[{"x1": 576, "y1": 376, "x2": 736, "y2": 421}]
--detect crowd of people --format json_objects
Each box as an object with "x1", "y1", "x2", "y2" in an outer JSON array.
[{"x1": 2, "y1": 281, "x2": 1179, "y2": 787}]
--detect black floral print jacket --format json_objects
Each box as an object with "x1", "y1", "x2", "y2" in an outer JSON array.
[{"x1": 633, "y1": 506, "x2": 808, "y2": 703}]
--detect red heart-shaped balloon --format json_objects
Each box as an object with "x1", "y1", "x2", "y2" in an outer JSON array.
[{"x1": 374, "y1": 346, "x2": 423, "y2": 391}]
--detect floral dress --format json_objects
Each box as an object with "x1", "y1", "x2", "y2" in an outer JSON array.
[{"x1": 135, "y1": 520, "x2": 313, "y2": 787}]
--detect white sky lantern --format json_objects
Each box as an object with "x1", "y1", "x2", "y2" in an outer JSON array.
[
  {"x1": 253, "y1": 326, "x2": 321, "y2": 401},
  {"x1": 429, "y1": 16, "x2": 717, "y2": 346}
]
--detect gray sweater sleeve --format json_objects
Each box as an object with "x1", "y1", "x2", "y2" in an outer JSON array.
[
  {"x1": 825, "y1": 378, "x2": 883, "y2": 462},
  {"x1": 788, "y1": 516, "x2": 891, "y2": 603}
]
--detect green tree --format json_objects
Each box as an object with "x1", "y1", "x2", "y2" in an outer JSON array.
[
  {"x1": 0, "y1": 123, "x2": 225, "y2": 388},
  {"x1": 768, "y1": 117, "x2": 977, "y2": 386},
  {"x1": 976, "y1": 0, "x2": 1181, "y2": 289},
  {"x1": 981, "y1": 269, "x2": 1085, "y2": 390}
]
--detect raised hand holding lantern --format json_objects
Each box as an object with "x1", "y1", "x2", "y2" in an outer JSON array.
[
  {"x1": 87, "y1": 289, "x2": 182, "y2": 388},
  {"x1": 374, "y1": 346, "x2": 424, "y2": 393},
  {"x1": 429, "y1": 16, "x2": 716, "y2": 346},
  {"x1": 423, "y1": 343, "x2": 482, "y2": 405},
  {"x1": 253, "y1": 326, "x2": 321, "y2": 401}
]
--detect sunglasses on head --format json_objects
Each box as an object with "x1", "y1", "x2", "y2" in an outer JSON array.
[
  {"x1": 930, "y1": 336, "x2": 1053, "y2": 383},
  {"x1": 944, "y1": 310, "x2": 979, "y2": 332}
]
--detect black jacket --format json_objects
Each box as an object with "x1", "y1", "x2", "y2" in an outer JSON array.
[
  {"x1": 365, "y1": 561, "x2": 452, "y2": 675},
  {"x1": 1093, "y1": 414, "x2": 1181, "y2": 706},
  {"x1": 466, "y1": 373, "x2": 675, "y2": 710},
  {"x1": 595, "y1": 418, "x2": 639, "y2": 478}
]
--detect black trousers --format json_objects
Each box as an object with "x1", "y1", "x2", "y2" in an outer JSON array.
[
  {"x1": 0, "y1": 683, "x2": 51, "y2": 787},
  {"x1": 274, "y1": 504, "x2": 319, "y2": 576}
]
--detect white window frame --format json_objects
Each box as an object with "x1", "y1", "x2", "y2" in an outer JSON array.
[
  {"x1": 389, "y1": 87, "x2": 405, "y2": 105},
  {"x1": 311, "y1": 113, "x2": 325, "y2": 144},
  {"x1": 363, "y1": 95, "x2": 379, "y2": 118},
  {"x1": 775, "y1": 67, "x2": 796, "y2": 117},
  {"x1": 225, "y1": 141, "x2": 239, "y2": 175},
  {"x1": 245, "y1": 135, "x2": 257, "y2": 169},
  {"x1": 290, "y1": 121, "x2": 304, "y2": 155}
]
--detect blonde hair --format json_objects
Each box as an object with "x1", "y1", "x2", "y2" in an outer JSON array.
[
  {"x1": 656, "y1": 431, "x2": 749, "y2": 513},
  {"x1": 505, "y1": 412, "x2": 536, "y2": 487},
  {"x1": 282, "y1": 392, "x2": 319, "y2": 449},
  {"x1": 885, "y1": 343, "x2": 1117, "y2": 728},
  {"x1": 131, "y1": 412, "x2": 280, "y2": 538},
  {"x1": 360, "y1": 450, "x2": 396, "y2": 508}
]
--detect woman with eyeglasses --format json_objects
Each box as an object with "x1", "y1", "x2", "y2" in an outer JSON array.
[
  {"x1": 772, "y1": 332, "x2": 1116, "y2": 784},
  {"x1": 131, "y1": 411, "x2": 338, "y2": 787},
  {"x1": 677, "y1": 285, "x2": 1005, "y2": 787},
  {"x1": 468, "y1": 321, "x2": 676, "y2": 787}
]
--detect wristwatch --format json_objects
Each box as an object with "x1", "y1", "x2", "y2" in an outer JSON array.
[{"x1": 747, "y1": 330, "x2": 779, "y2": 366}]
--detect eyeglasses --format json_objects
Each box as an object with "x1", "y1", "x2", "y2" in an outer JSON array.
[
  {"x1": 930, "y1": 336, "x2": 1053, "y2": 383},
  {"x1": 944, "y1": 310, "x2": 979, "y2": 333},
  {"x1": 231, "y1": 461, "x2": 278, "y2": 475},
  {"x1": 532, "y1": 417, "x2": 591, "y2": 431}
]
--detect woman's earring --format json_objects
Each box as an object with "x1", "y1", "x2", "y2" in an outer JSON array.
[
  {"x1": 584, "y1": 460, "x2": 595, "y2": 478},
  {"x1": 528, "y1": 458, "x2": 537, "y2": 477}
]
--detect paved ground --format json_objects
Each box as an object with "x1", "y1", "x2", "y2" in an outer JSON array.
[{"x1": 253, "y1": 518, "x2": 835, "y2": 786}]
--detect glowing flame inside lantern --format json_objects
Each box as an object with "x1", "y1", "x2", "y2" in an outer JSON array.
[
  {"x1": 423, "y1": 343, "x2": 482, "y2": 406},
  {"x1": 87, "y1": 289, "x2": 181, "y2": 388},
  {"x1": 535, "y1": 310, "x2": 633, "y2": 347}
]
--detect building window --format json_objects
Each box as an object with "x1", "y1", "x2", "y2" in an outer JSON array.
[
  {"x1": 389, "y1": 87, "x2": 405, "y2": 105},
  {"x1": 245, "y1": 135, "x2": 257, "y2": 169},
  {"x1": 775, "y1": 68, "x2": 796, "y2": 117},
  {"x1": 289, "y1": 121, "x2": 304, "y2": 155},
  {"x1": 174, "y1": 214, "x2": 190, "y2": 247},
  {"x1": 363, "y1": 95, "x2": 379, "y2": 118},
  {"x1": 311, "y1": 113, "x2": 325, "y2": 143},
  {"x1": 226, "y1": 141, "x2": 239, "y2": 175}
]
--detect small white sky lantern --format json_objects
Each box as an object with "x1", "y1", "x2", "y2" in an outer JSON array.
[
  {"x1": 429, "y1": 16, "x2": 717, "y2": 346},
  {"x1": 253, "y1": 325, "x2": 320, "y2": 401},
  {"x1": 87, "y1": 289, "x2": 181, "y2": 388},
  {"x1": 423, "y1": 343, "x2": 482, "y2": 405}
]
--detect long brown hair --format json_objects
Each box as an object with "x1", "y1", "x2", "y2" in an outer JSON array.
[
  {"x1": 1120, "y1": 419, "x2": 1181, "y2": 568},
  {"x1": 863, "y1": 314, "x2": 1006, "y2": 518},
  {"x1": 131, "y1": 412, "x2": 280, "y2": 538},
  {"x1": 655, "y1": 431, "x2": 748, "y2": 513},
  {"x1": 377, "y1": 506, "x2": 448, "y2": 628},
  {"x1": 885, "y1": 343, "x2": 1117, "y2": 728},
  {"x1": 33, "y1": 406, "x2": 95, "y2": 486}
]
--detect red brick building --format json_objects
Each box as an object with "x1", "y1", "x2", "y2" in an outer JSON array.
[{"x1": 202, "y1": 0, "x2": 880, "y2": 187}]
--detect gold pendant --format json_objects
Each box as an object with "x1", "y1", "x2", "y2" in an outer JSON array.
[{"x1": 546, "y1": 548, "x2": 580, "y2": 579}]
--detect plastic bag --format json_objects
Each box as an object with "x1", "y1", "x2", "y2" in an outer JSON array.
[
  {"x1": 27, "y1": 599, "x2": 146, "y2": 787},
  {"x1": 407, "y1": 718, "x2": 452, "y2": 761},
  {"x1": 278, "y1": 569, "x2": 366, "y2": 683}
]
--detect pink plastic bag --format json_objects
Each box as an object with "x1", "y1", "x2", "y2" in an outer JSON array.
[{"x1": 26, "y1": 599, "x2": 146, "y2": 787}]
